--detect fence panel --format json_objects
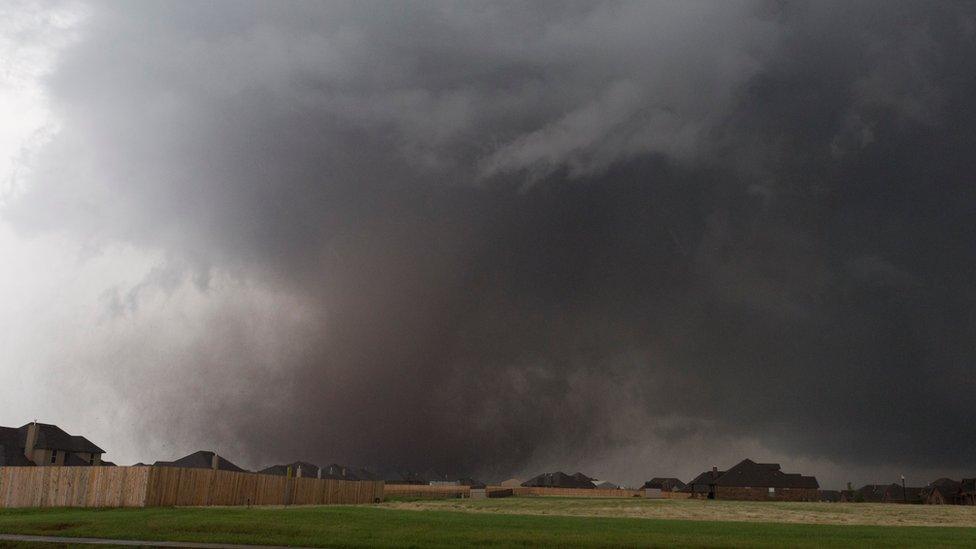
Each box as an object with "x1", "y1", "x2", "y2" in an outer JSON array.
[
  {"x1": 384, "y1": 484, "x2": 469, "y2": 499},
  {"x1": 0, "y1": 466, "x2": 382, "y2": 508}
]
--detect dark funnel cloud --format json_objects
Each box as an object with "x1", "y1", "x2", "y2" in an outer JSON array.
[{"x1": 7, "y1": 0, "x2": 976, "y2": 485}]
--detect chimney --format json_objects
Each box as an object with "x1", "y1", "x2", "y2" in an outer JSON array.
[
  {"x1": 211, "y1": 452, "x2": 219, "y2": 470},
  {"x1": 23, "y1": 422, "x2": 39, "y2": 462},
  {"x1": 317, "y1": 468, "x2": 322, "y2": 480},
  {"x1": 297, "y1": 465, "x2": 303, "y2": 478},
  {"x1": 711, "y1": 466, "x2": 718, "y2": 478}
]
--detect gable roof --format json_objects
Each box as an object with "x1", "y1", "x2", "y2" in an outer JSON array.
[
  {"x1": 641, "y1": 477, "x2": 686, "y2": 491},
  {"x1": 715, "y1": 459, "x2": 819, "y2": 489},
  {"x1": 881, "y1": 484, "x2": 923, "y2": 503},
  {"x1": 922, "y1": 478, "x2": 961, "y2": 500},
  {"x1": 457, "y1": 477, "x2": 486, "y2": 489},
  {"x1": 854, "y1": 484, "x2": 898, "y2": 502},
  {"x1": 682, "y1": 470, "x2": 725, "y2": 492},
  {"x1": 153, "y1": 451, "x2": 245, "y2": 472},
  {"x1": 521, "y1": 471, "x2": 595, "y2": 489},
  {"x1": 258, "y1": 461, "x2": 320, "y2": 477},
  {"x1": 321, "y1": 464, "x2": 377, "y2": 481},
  {"x1": 0, "y1": 427, "x2": 33, "y2": 466},
  {"x1": 18, "y1": 423, "x2": 104, "y2": 454}
]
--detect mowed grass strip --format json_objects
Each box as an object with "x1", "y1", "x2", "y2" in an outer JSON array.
[{"x1": 0, "y1": 506, "x2": 973, "y2": 548}]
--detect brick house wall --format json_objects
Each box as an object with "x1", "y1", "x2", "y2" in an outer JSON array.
[{"x1": 715, "y1": 486, "x2": 820, "y2": 502}]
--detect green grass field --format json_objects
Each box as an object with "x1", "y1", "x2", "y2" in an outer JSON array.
[{"x1": 0, "y1": 500, "x2": 974, "y2": 548}]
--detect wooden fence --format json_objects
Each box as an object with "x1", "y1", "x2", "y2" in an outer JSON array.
[
  {"x1": 0, "y1": 466, "x2": 383, "y2": 508},
  {"x1": 512, "y1": 486, "x2": 644, "y2": 498},
  {"x1": 383, "y1": 484, "x2": 470, "y2": 499}
]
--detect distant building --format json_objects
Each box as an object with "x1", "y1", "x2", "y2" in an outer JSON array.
[
  {"x1": 641, "y1": 477, "x2": 686, "y2": 492},
  {"x1": 959, "y1": 479, "x2": 976, "y2": 506},
  {"x1": 521, "y1": 471, "x2": 595, "y2": 489},
  {"x1": 322, "y1": 464, "x2": 378, "y2": 481},
  {"x1": 593, "y1": 480, "x2": 620, "y2": 489},
  {"x1": 500, "y1": 478, "x2": 523, "y2": 488},
  {"x1": 682, "y1": 468, "x2": 726, "y2": 498},
  {"x1": 682, "y1": 459, "x2": 819, "y2": 501},
  {"x1": 0, "y1": 422, "x2": 105, "y2": 467},
  {"x1": 456, "y1": 477, "x2": 486, "y2": 489},
  {"x1": 818, "y1": 490, "x2": 842, "y2": 502},
  {"x1": 921, "y1": 478, "x2": 961, "y2": 505},
  {"x1": 259, "y1": 461, "x2": 320, "y2": 478},
  {"x1": 154, "y1": 450, "x2": 245, "y2": 472}
]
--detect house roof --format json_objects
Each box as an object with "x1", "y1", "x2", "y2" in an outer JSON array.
[
  {"x1": 521, "y1": 471, "x2": 595, "y2": 489},
  {"x1": 153, "y1": 451, "x2": 245, "y2": 472},
  {"x1": 641, "y1": 477, "x2": 686, "y2": 490},
  {"x1": 961, "y1": 478, "x2": 976, "y2": 493},
  {"x1": 714, "y1": 459, "x2": 819, "y2": 489},
  {"x1": 882, "y1": 484, "x2": 923, "y2": 503},
  {"x1": 18, "y1": 423, "x2": 104, "y2": 455},
  {"x1": 922, "y1": 478, "x2": 961, "y2": 500},
  {"x1": 682, "y1": 470, "x2": 725, "y2": 491},
  {"x1": 594, "y1": 481, "x2": 620, "y2": 489},
  {"x1": 321, "y1": 464, "x2": 377, "y2": 481},
  {"x1": 0, "y1": 427, "x2": 34, "y2": 466},
  {"x1": 854, "y1": 484, "x2": 898, "y2": 502},
  {"x1": 457, "y1": 477, "x2": 486, "y2": 489},
  {"x1": 258, "y1": 461, "x2": 320, "y2": 477}
]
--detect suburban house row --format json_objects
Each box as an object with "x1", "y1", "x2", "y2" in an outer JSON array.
[{"x1": 2, "y1": 421, "x2": 973, "y2": 504}]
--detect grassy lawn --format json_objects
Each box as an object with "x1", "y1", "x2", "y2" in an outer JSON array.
[{"x1": 0, "y1": 504, "x2": 973, "y2": 548}]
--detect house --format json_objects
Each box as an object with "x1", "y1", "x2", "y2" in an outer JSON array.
[
  {"x1": 321, "y1": 464, "x2": 377, "y2": 481},
  {"x1": 921, "y1": 478, "x2": 961, "y2": 505},
  {"x1": 593, "y1": 480, "x2": 620, "y2": 489},
  {"x1": 841, "y1": 483, "x2": 924, "y2": 504},
  {"x1": 682, "y1": 459, "x2": 819, "y2": 501},
  {"x1": 641, "y1": 477, "x2": 686, "y2": 492},
  {"x1": 819, "y1": 490, "x2": 842, "y2": 502},
  {"x1": 959, "y1": 478, "x2": 976, "y2": 506},
  {"x1": 881, "y1": 484, "x2": 923, "y2": 504},
  {"x1": 681, "y1": 468, "x2": 725, "y2": 498},
  {"x1": 0, "y1": 422, "x2": 105, "y2": 467},
  {"x1": 259, "y1": 461, "x2": 320, "y2": 478},
  {"x1": 154, "y1": 450, "x2": 245, "y2": 472},
  {"x1": 457, "y1": 477, "x2": 486, "y2": 489},
  {"x1": 521, "y1": 471, "x2": 595, "y2": 489}
]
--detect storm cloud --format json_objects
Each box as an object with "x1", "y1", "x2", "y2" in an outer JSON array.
[{"x1": 3, "y1": 0, "x2": 976, "y2": 487}]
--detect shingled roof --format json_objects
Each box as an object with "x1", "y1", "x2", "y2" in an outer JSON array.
[
  {"x1": 921, "y1": 478, "x2": 961, "y2": 501},
  {"x1": 153, "y1": 451, "x2": 245, "y2": 472},
  {"x1": 258, "y1": 461, "x2": 320, "y2": 477},
  {"x1": 682, "y1": 469, "x2": 725, "y2": 492},
  {"x1": 715, "y1": 459, "x2": 819, "y2": 489},
  {"x1": 521, "y1": 471, "x2": 595, "y2": 489},
  {"x1": 0, "y1": 427, "x2": 33, "y2": 466},
  {"x1": 641, "y1": 477, "x2": 686, "y2": 491},
  {"x1": 18, "y1": 423, "x2": 104, "y2": 455}
]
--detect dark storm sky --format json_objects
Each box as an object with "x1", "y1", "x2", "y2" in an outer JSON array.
[{"x1": 5, "y1": 0, "x2": 976, "y2": 486}]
